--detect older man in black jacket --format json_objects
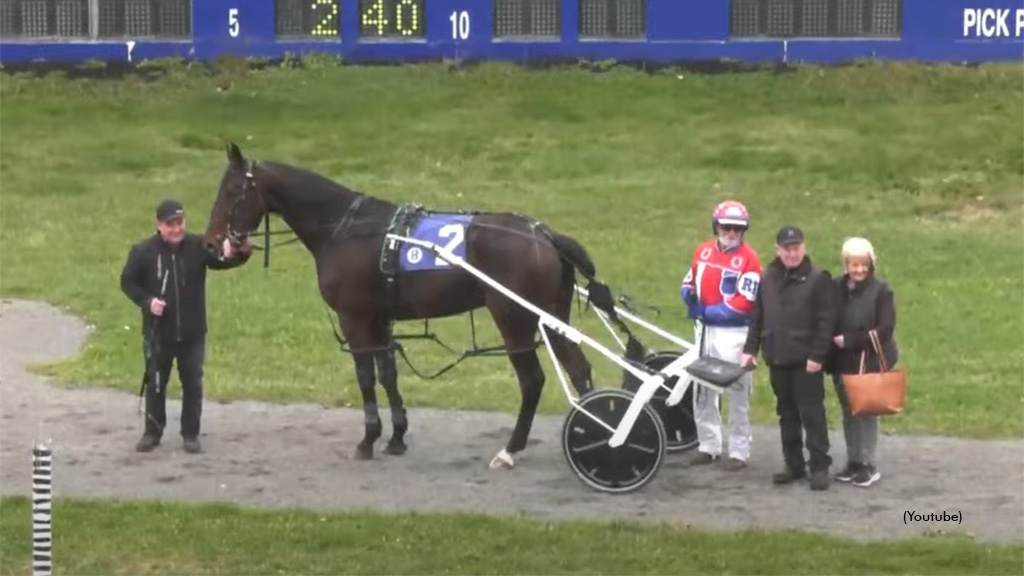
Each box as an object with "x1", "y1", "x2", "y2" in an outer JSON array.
[
  {"x1": 741, "y1": 226, "x2": 837, "y2": 490},
  {"x1": 121, "y1": 199, "x2": 251, "y2": 454}
]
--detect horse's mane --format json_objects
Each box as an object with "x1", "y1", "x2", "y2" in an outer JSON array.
[
  {"x1": 256, "y1": 160, "x2": 399, "y2": 239},
  {"x1": 261, "y1": 160, "x2": 367, "y2": 202}
]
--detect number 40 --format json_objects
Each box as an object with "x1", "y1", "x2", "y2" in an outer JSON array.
[{"x1": 449, "y1": 10, "x2": 469, "y2": 40}]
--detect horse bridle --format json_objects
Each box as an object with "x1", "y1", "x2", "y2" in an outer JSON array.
[
  {"x1": 224, "y1": 159, "x2": 296, "y2": 269},
  {"x1": 225, "y1": 160, "x2": 267, "y2": 249},
  {"x1": 224, "y1": 159, "x2": 366, "y2": 269}
]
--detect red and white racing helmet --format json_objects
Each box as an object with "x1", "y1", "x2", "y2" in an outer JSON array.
[{"x1": 711, "y1": 200, "x2": 750, "y2": 232}]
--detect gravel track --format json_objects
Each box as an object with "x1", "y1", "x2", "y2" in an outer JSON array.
[{"x1": 1, "y1": 297, "x2": 1021, "y2": 544}]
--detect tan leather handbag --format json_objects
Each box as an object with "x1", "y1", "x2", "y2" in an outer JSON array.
[{"x1": 841, "y1": 330, "x2": 907, "y2": 416}]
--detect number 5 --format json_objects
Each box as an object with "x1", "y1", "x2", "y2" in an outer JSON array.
[{"x1": 228, "y1": 8, "x2": 240, "y2": 37}]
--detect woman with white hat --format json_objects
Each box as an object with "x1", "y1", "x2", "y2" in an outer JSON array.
[{"x1": 826, "y1": 237, "x2": 899, "y2": 488}]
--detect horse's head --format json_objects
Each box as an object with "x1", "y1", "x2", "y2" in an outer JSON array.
[{"x1": 204, "y1": 142, "x2": 268, "y2": 260}]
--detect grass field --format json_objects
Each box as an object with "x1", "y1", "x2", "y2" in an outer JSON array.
[
  {"x1": 1, "y1": 495, "x2": 1021, "y2": 575},
  {"x1": 2, "y1": 56, "x2": 1023, "y2": 575},
  {"x1": 1, "y1": 56, "x2": 1022, "y2": 442}
]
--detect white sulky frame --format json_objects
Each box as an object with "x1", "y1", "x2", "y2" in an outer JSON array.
[
  {"x1": 572, "y1": 286, "x2": 729, "y2": 407},
  {"x1": 574, "y1": 285, "x2": 696, "y2": 353},
  {"x1": 384, "y1": 233, "x2": 728, "y2": 451}
]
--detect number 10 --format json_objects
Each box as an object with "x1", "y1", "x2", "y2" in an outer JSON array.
[{"x1": 449, "y1": 10, "x2": 470, "y2": 40}]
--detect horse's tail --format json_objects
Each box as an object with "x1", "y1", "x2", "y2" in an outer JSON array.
[
  {"x1": 548, "y1": 231, "x2": 597, "y2": 282},
  {"x1": 547, "y1": 230, "x2": 622, "y2": 328}
]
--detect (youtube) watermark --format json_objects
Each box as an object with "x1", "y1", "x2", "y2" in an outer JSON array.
[{"x1": 904, "y1": 511, "x2": 963, "y2": 525}]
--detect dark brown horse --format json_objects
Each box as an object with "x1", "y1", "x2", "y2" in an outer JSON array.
[{"x1": 203, "y1": 143, "x2": 627, "y2": 469}]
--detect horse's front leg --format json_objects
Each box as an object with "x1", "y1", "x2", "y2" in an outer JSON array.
[
  {"x1": 376, "y1": 346, "x2": 408, "y2": 455},
  {"x1": 353, "y1": 351, "x2": 382, "y2": 460}
]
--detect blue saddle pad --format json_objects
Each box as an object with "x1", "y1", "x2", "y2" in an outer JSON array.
[{"x1": 398, "y1": 213, "x2": 474, "y2": 272}]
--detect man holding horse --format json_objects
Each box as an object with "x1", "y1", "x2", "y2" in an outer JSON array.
[
  {"x1": 121, "y1": 199, "x2": 251, "y2": 454},
  {"x1": 680, "y1": 200, "x2": 763, "y2": 470}
]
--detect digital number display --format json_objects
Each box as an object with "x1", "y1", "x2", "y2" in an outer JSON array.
[
  {"x1": 98, "y1": 0, "x2": 192, "y2": 38},
  {"x1": 0, "y1": 0, "x2": 88, "y2": 38},
  {"x1": 359, "y1": 0, "x2": 425, "y2": 38},
  {"x1": 578, "y1": 0, "x2": 646, "y2": 38},
  {"x1": 493, "y1": 0, "x2": 561, "y2": 37},
  {"x1": 0, "y1": 0, "x2": 192, "y2": 39},
  {"x1": 729, "y1": 0, "x2": 902, "y2": 37},
  {"x1": 275, "y1": 0, "x2": 340, "y2": 38}
]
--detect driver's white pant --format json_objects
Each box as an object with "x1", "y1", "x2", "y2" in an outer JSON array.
[{"x1": 692, "y1": 324, "x2": 753, "y2": 461}]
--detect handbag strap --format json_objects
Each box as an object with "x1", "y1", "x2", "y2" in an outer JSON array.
[{"x1": 868, "y1": 329, "x2": 889, "y2": 372}]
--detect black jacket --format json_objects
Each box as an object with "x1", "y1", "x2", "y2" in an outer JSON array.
[
  {"x1": 825, "y1": 274, "x2": 899, "y2": 375},
  {"x1": 743, "y1": 255, "x2": 836, "y2": 368},
  {"x1": 120, "y1": 233, "x2": 249, "y2": 344}
]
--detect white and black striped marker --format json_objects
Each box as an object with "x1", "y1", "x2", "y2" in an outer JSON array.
[{"x1": 32, "y1": 443, "x2": 52, "y2": 576}]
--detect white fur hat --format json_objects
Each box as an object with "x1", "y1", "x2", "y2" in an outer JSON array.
[{"x1": 841, "y1": 237, "x2": 876, "y2": 265}]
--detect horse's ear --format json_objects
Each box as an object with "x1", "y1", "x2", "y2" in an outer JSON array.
[{"x1": 226, "y1": 142, "x2": 245, "y2": 168}]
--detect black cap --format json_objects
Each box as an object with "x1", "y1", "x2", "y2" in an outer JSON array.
[
  {"x1": 776, "y1": 225, "x2": 804, "y2": 246},
  {"x1": 156, "y1": 199, "x2": 185, "y2": 223}
]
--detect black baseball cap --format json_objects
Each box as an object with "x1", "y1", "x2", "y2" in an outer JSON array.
[
  {"x1": 156, "y1": 199, "x2": 185, "y2": 223},
  {"x1": 776, "y1": 225, "x2": 804, "y2": 245}
]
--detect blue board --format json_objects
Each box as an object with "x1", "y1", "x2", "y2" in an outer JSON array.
[
  {"x1": 1, "y1": 0, "x2": 1021, "y2": 65},
  {"x1": 398, "y1": 213, "x2": 474, "y2": 273}
]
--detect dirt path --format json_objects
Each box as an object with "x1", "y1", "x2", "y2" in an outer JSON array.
[{"x1": 1, "y1": 297, "x2": 1021, "y2": 544}]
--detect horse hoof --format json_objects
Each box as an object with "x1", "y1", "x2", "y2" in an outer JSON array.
[
  {"x1": 489, "y1": 448, "x2": 514, "y2": 470},
  {"x1": 354, "y1": 443, "x2": 374, "y2": 460},
  {"x1": 385, "y1": 441, "x2": 407, "y2": 455}
]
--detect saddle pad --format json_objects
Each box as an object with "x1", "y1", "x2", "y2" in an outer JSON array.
[
  {"x1": 398, "y1": 213, "x2": 474, "y2": 272},
  {"x1": 685, "y1": 356, "x2": 747, "y2": 388}
]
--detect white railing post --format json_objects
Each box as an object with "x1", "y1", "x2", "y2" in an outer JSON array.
[{"x1": 32, "y1": 442, "x2": 53, "y2": 576}]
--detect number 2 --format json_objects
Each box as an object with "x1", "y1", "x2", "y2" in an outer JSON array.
[
  {"x1": 228, "y1": 8, "x2": 239, "y2": 37},
  {"x1": 449, "y1": 10, "x2": 470, "y2": 40},
  {"x1": 435, "y1": 223, "x2": 465, "y2": 266},
  {"x1": 312, "y1": 0, "x2": 339, "y2": 36}
]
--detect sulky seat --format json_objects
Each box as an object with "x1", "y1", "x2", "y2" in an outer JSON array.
[{"x1": 684, "y1": 355, "x2": 748, "y2": 390}]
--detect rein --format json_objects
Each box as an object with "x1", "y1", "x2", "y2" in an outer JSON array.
[{"x1": 248, "y1": 214, "x2": 303, "y2": 269}]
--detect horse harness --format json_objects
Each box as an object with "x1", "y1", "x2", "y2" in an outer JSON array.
[{"x1": 377, "y1": 203, "x2": 426, "y2": 293}]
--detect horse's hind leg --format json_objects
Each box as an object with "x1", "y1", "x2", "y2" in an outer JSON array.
[
  {"x1": 486, "y1": 298, "x2": 546, "y2": 470},
  {"x1": 491, "y1": 348, "x2": 545, "y2": 469},
  {"x1": 374, "y1": 345, "x2": 408, "y2": 455},
  {"x1": 547, "y1": 330, "x2": 594, "y2": 397},
  {"x1": 547, "y1": 263, "x2": 594, "y2": 396}
]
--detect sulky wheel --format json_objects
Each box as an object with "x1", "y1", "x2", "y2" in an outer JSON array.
[
  {"x1": 562, "y1": 388, "x2": 667, "y2": 494},
  {"x1": 622, "y1": 351, "x2": 699, "y2": 453}
]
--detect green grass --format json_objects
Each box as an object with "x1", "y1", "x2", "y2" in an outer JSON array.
[
  {"x1": 0, "y1": 495, "x2": 1020, "y2": 575},
  {"x1": 1, "y1": 57, "x2": 1022, "y2": 439}
]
